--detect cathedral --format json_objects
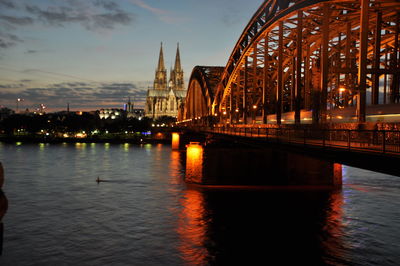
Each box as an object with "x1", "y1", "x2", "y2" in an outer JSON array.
[{"x1": 145, "y1": 43, "x2": 186, "y2": 119}]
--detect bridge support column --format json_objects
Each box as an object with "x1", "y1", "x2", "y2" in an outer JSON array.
[
  {"x1": 345, "y1": 21, "x2": 352, "y2": 108},
  {"x1": 320, "y1": 3, "x2": 330, "y2": 123},
  {"x1": 295, "y1": 10, "x2": 303, "y2": 124},
  {"x1": 372, "y1": 11, "x2": 382, "y2": 105},
  {"x1": 304, "y1": 42, "x2": 311, "y2": 110},
  {"x1": 243, "y1": 57, "x2": 249, "y2": 124},
  {"x1": 277, "y1": 21, "x2": 283, "y2": 125},
  {"x1": 185, "y1": 145, "x2": 342, "y2": 188},
  {"x1": 262, "y1": 35, "x2": 269, "y2": 124},
  {"x1": 229, "y1": 93, "x2": 233, "y2": 124},
  {"x1": 357, "y1": 0, "x2": 370, "y2": 122},
  {"x1": 390, "y1": 12, "x2": 400, "y2": 104}
]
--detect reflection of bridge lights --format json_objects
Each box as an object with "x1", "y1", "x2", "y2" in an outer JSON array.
[
  {"x1": 177, "y1": 189, "x2": 208, "y2": 264},
  {"x1": 172, "y1": 133, "x2": 180, "y2": 150},
  {"x1": 186, "y1": 142, "x2": 203, "y2": 183}
]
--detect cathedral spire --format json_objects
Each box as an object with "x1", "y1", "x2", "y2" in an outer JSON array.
[
  {"x1": 171, "y1": 42, "x2": 184, "y2": 90},
  {"x1": 157, "y1": 42, "x2": 166, "y2": 72},
  {"x1": 154, "y1": 42, "x2": 167, "y2": 90},
  {"x1": 174, "y1": 43, "x2": 182, "y2": 71}
]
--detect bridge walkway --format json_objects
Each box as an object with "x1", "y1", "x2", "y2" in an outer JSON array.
[{"x1": 192, "y1": 127, "x2": 400, "y2": 157}]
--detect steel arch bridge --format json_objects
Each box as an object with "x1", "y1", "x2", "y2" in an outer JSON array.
[{"x1": 181, "y1": 0, "x2": 400, "y2": 126}]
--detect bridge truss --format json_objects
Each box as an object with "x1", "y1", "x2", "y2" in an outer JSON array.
[{"x1": 183, "y1": 0, "x2": 400, "y2": 125}]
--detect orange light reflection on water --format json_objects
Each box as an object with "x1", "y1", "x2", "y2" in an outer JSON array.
[
  {"x1": 177, "y1": 189, "x2": 209, "y2": 265},
  {"x1": 169, "y1": 151, "x2": 183, "y2": 185},
  {"x1": 322, "y1": 190, "x2": 346, "y2": 262},
  {"x1": 172, "y1": 133, "x2": 180, "y2": 150},
  {"x1": 185, "y1": 143, "x2": 203, "y2": 184}
]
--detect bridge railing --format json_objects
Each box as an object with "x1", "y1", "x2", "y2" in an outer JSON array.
[{"x1": 199, "y1": 126, "x2": 400, "y2": 155}]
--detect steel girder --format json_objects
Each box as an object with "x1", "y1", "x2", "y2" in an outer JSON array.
[{"x1": 213, "y1": 0, "x2": 400, "y2": 125}]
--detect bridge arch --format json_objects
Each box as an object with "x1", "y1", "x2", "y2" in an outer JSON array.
[
  {"x1": 183, "y1": 0, "x2": 400, "y2": 125},
  {"x1": 182, "y1": 66, "x2": 224, "y2": 121}
]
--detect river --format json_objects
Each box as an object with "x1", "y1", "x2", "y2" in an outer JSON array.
[{"x1": 0, "y1": 142, "x2": 399, "y2": 265}]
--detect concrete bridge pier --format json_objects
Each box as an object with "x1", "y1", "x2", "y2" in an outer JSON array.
[
  {"x1": 171, "y1": 132, "x2": 206, "y2": 151},
  {"x1": 185, "y1": 143, "x2": 342, "y2": 188}
]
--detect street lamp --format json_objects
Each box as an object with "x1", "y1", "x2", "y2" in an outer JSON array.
[
  {"x1": 16, "y1": 98, "x2": 23, "y2": 113},
  {"x1": 252, "y1": 105, "x2": 257, "y2": 123}
]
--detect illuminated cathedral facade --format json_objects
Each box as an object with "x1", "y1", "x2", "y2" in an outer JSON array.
[{"x1": 145, "y1": 43, "x2": 186, "y2": 119}]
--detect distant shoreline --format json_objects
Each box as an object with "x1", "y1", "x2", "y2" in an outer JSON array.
[{"x1": 0, "y1": 136, "x2": 171, "y2": 144}]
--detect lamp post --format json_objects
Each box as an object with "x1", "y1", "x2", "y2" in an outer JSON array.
[
  {"x1": 16, "y1": 98, "x2": 23, "y2": 113},
  {"x1": 252, "y1": 105, "x2": 257, "y2": 124}
]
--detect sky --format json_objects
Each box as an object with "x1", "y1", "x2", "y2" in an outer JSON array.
[{"x1": 0, "y1": 0, "x2": 262, "y2": 112}]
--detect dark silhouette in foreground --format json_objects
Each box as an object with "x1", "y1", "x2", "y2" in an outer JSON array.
[{"x1": 0, "y1": 162, "x2": 9, "y2": 256}]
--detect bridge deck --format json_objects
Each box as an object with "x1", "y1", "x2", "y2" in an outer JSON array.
[
  {"x1": 182, "y1": 126, "x2": 400, "y2": 176},
  {"x1": 205, "y1": 127, "x2": 400, "y2": 156}
]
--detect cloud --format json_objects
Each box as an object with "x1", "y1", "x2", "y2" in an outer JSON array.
[
  {"x1": 0, "y1": 81, "x2": 148, "y2": 110},
  {"x1": 0, "y1": 0, "x2": 16, "y2": 9},
  {"x1": 24, "y1": 3, "x2": 134, "y2": 30},
  {"x1": 0, "y1": 83, "x2": 25, "y2": 89},
  {"x1": 94, "y1": 0, "x2": 119, "y2": 11},
  {"x1": 0, "y1": 0, "x2": 135, "y2": 49},
  {"x1": 0, "y1": 32, "x2": 23, "y2": 48},
  {"x1": 0, "y1": 15, "x2": 34, "y2": 25},
  {"x1": 91, "y1": 11, "x2": 133, "y2": 30}
]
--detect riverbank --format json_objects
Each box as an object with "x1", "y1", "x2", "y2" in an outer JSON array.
[{"x1": 0, "y1": 135, "x2": 171, "y2": 144}]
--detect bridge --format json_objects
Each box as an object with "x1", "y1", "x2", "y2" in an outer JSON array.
[{"x1": 174, "y1": 0, "x2": 400, "y2": 186}]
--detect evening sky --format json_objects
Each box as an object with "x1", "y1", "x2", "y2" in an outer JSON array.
[{"x1": 0, "y1": 0, "x2": 261, "y2": 111}]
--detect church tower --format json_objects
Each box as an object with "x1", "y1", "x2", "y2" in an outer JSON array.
[
  {"x1": 145, "y1": 42, "x2": 186, "y2": 119},
  {"x1": 154, "y1": 42, "x2": 167, "y2": 90},
  {"x1": 169, "y1": 43, "x2": 184, "y2": 90}
]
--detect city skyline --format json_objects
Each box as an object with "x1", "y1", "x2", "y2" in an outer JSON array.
[{"x1": 0, "y1": 0, "x2": 262, "y2": 112}]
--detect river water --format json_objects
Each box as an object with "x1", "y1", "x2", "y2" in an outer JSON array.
[{"x1": 0, "y1": 142, "x2": 399, "y2": 265}]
